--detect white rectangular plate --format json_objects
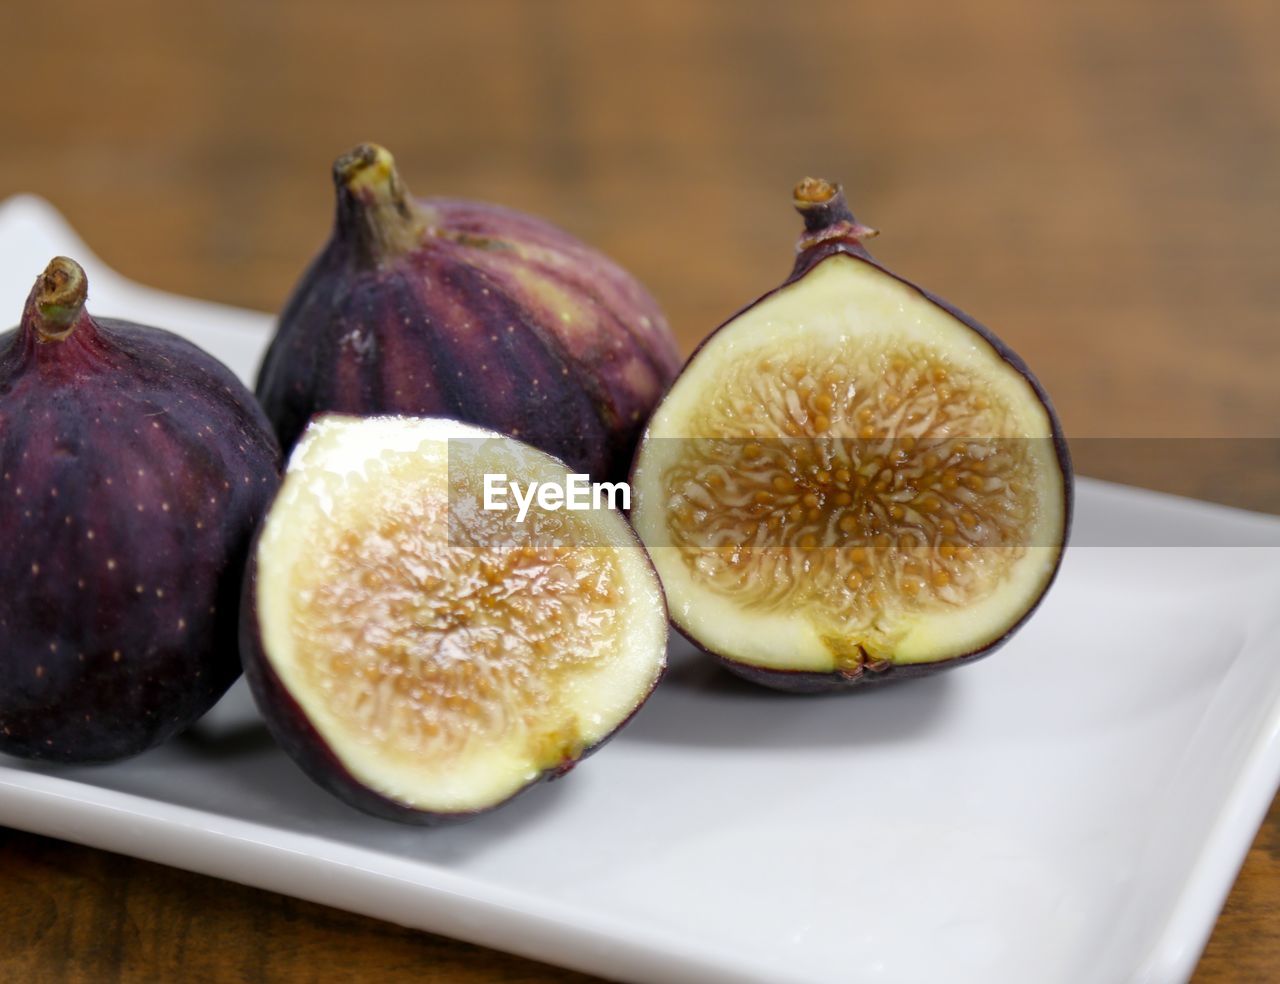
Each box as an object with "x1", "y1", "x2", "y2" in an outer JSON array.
[{"x1": 2, "y1": 195, "x2": 1279, "y2": 984}]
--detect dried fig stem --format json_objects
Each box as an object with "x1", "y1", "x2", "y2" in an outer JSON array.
[
  {"x1": 793, "y1": 177, "x2": 879, "y2": 250},
  {"x1": 30, "y1": 256, "x2": 89, "y2": 343},
  {"x1": 333, "y1": 143, "x2": 429, "y2": 266}
]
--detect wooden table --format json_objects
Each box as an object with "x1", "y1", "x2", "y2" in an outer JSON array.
[{"x1": 1, "y1": 1, "x2": 1277, "y2": 979}]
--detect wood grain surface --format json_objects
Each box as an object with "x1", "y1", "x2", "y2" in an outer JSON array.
[{"x1": 1, "y1": 1, "x2": 1277, "y2": 980}]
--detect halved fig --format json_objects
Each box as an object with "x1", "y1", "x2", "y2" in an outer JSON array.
[
  {"x1": 242, "y1": 415, "x2": 667, "y2": 822},
  {"x1": 630, "y1": 179, "x2": 1071, "y2": 691}
]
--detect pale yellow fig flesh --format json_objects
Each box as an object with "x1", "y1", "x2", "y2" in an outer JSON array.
[
  {"x1": 630, "y1": 253, "x2": 1068, "y2": 681},
  {"x1": 245, "y1": 415, "x2": 667, "y2": 820}
]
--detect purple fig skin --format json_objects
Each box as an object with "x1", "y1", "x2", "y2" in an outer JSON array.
[
  {"x1": 0, "y1": 258, "x2": 281, "y2": 762},
  {"x1": 239, "y1": 425, "x2": 668, "y2": 824},
  {"x1": 634, "y1": 179, "x2": 1073, "y2": 694},
  {"x1": 255, "y1": 144, "x2": 681, "y2": 484}
]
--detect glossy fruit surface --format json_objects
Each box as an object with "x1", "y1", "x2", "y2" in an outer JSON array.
[
  {"x1": 0, "y1": 257, "x2": 280, "y2": 760},
  {"x1": 630, "y1": 180, "x2": 1071, "y2": 691},
  {"x1": 255, "y1": 143, "x2": 681, "y2": 483},
  {"x1": 242, "y1": 414, "x2": 667, "y2": 822}
]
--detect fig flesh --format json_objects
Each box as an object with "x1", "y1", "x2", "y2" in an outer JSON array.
[
  {"x1": 242, "y1": 415, "x2": 667, "y2": 822},
  {"x1": 630, "y1": 180, "x2": 1071, "y2": 691},
  {"x1": 255, "y1": 143, "x2": 681, "y2": 483},
  {"x1": 0, "y1": 258, "x2": 281, "y2": 761}
]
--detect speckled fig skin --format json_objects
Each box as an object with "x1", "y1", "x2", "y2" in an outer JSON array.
[
  {"x1": 634, "y1": 179, "x2": 1073, "y2": 694},
  {"x1": 255, "y1": 143, "x2": 680, "y2": 483},
  {"x1": 0, "y1": 258, "x2": 281, "y2": 762}
]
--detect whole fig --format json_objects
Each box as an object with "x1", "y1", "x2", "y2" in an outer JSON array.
[
  {"x1": 255, "y1": 143, "x2": 681, "y2": 482},
  {"x1": 0, "y1": 258, "x2": 280, "y2": 762}
]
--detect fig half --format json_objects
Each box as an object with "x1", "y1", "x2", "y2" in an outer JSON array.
[
  {"x1": 630, "y1": 180, "x2": 1071, "y2": 691},
  {"x1": 242, "y1": 415, "x2": 667, "y2": 822}
]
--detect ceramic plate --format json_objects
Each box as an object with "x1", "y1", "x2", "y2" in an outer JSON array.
[{"x1": 2, "y1": 195, "x2": 1279, "y2": 984}]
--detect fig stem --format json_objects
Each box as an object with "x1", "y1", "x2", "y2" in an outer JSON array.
[
  {"x1": 333, "y1": 143, "x2": 429, "y2": 266},
  {"x1": 793, "y1": 177, "x2": 879, "y2": 249},
  {"x1": 31, "y1": 257, "x2": 89, "y2": 342}
]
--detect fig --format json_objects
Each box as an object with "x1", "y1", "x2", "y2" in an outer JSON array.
[
  {"x1": 255, "y1": 143, "x2": 681, "y2": 483},
  {"x1": 241, "y1": 414, "x2": 667, "y2": 822},
  {"x1": 0, "y1": 257, "x2": 280, "y2": 761},
  {"x1": 630, "y1": 179, "x2": 1071, "y2": 691}
]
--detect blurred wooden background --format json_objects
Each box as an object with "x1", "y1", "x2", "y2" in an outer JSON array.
[{"x1": 1, "y1": 0, "x2": 1278, "y2": 980}]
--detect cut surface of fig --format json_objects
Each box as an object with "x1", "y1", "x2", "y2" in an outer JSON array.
[
  {"x1": 630, "y1": 181, "x2": 1069, "y2": 686},
  {"x1": 245, "y1": 415, "x2": 667, "y2": 820}
]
